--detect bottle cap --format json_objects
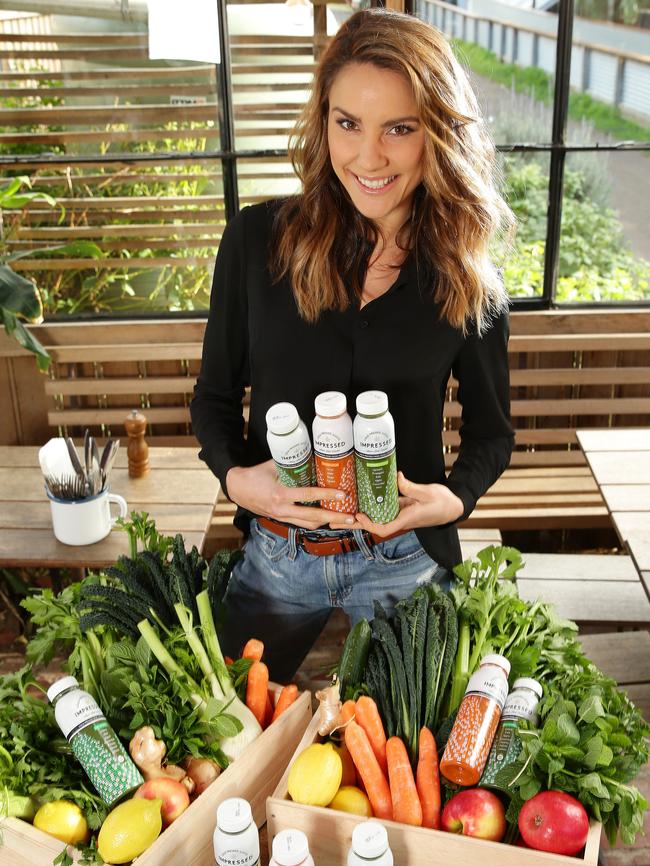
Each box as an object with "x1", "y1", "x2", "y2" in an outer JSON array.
[
  {"x1": 266, "y1": 402, "x2": 300, "y2": 436},
  {"x1": 512, "y1": 677, "x2": 543, "y2": 698},
  {"x1": 480, "y1": 653, "x2": 511, "y2": 676},
  {"x1": 271, "y1": 828, "x2": 310, "y2": 866},
  {"x1": 216, "y1": 797, "x2": 252, "y2": 833},
  {"x1": 351, "y1": 821, "x2": 389, "y2": 858},
  {"x1": 356, "y1": 390, "x2": 388, "y2": 417},
  {"x1": 46, "y1": 675, "x2": 79, "y2": 703},
  {"x1": 314, "y1": 391, "x2": 347, "y2": 418}
]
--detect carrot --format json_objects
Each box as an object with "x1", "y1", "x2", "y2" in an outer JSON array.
[
  {"x1": 386, "y1": 736, "x2": 423, "y2": 827},
  {"x1": 224, "y1": 656, "x2": 234, "y2": 666},
  {"x1": 355, "y1": 696, "x2": 388, "y2": 775},
  {"x1": 242, "y1": 638, "x2": 264, "y2": 661},
  {"x1": 416, "y1": 726, "x2": 441, "y2": 830},
  {"x1": 271, "y1": 684, "x2": 299, "y2": 723},
  {"x1": 340, "y1": 700, "x2": 356, "y2": 724},
  {"x1": 345, "y1": 720, "x2": 392, "y2": 821},
  {"x1": 245, "y1": 660, "x2": 269, "y2": 727}
]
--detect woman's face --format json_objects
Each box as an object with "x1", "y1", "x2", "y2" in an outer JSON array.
[{"x1": 327, "y1": 62, "x2": 425, "y2": 239}]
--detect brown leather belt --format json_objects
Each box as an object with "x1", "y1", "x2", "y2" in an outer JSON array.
[{"x1": 257, "y1": 517, "x2": 407, "y2": 557}]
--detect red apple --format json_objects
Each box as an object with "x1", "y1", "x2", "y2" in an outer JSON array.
[
  {"x1": 441, "y1": 789, "x2": 506, "y2": 842},
  {"x1": 518, "y1": 791, "x2": 589, "y2": 855},
  {"x1": 135, "y1": 778, "x2": 190, "y2": 826}
]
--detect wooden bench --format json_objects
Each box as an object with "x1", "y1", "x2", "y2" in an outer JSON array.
[{"x1": 3, "y1": 309, "x2": 650, "y2": 543}]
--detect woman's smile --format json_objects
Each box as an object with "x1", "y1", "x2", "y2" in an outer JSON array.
[{"x1": 327, "y1": 62, "x2": 425, "y2": 238}]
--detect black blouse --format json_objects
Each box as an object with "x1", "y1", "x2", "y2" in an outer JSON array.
[{"x1": 191, "y1": 200, "x2": 514, "y2": 571}]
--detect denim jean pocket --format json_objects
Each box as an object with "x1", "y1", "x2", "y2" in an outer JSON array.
[
  {"x1": 251, "y1": 518, "x2": 290, "y2": 562},
  {"x1": 372, "y1": 530, "x2": 428, "y2": 566}
]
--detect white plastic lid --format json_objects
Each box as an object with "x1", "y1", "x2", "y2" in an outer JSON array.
[
  {"x1": 512, "y1": 677, "x2": 543, "y2": 698},
  {"x1": 356, "y1": 391, "x2": 388, "y2": 417},
  {"x1": 46, "y1": 675, "x2": 79, "y2": 703},
  {"x1": 216, "y1": 797, "x2": 252, "y2": 833},
  {"x1": 271, "y1": 829, "x2": 310, "y2": 866},
  {"x1": 352, "y1": 821, "x2": 389, "y2": 858},
  {"x1": 480, "y1": 654, "x2": 511, "y2": 676},
  {"x1": 266, "y1": 402, "x2": 300, "y2": 435},
  {"x1": 314, "y1": 391, "x2": 347, "y2": 418}
]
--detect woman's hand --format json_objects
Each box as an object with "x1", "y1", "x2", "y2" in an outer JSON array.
[
  {"x1": 328, "y1": 471, "x2": 464, "y2": 536},
  {"x1": 226, "y1": 460, "x2": 346, "y2": 530}
]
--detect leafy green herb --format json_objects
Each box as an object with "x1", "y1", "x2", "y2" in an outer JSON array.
[
  {"x1": 115, "y1": 510, "x2": 174, "y2": 560},
  {"x1": 0, "y1": 666, "x2": 107, "y2": 830}
]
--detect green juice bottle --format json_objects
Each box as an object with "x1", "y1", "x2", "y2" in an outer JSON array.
[
  {"x1": 479, "y1": 677, "x2": 543, "y2": 793},
  {"x1": 47, "y1": 676, "x2": 143, "y2": 806},
  {"x1": 353, "y1": 391, "x2": 399, "y2": 524},
  {"x1": 266, "y1": 402, "x2": 316, "y2": 489}
]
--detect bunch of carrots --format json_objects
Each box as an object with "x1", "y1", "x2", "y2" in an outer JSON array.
[
  {"x1": 232, "y1": 638, "x2": 299, "y2": 729},
  {"x1": 342, "y1": 696, "x2": 441, "y2": 828}
]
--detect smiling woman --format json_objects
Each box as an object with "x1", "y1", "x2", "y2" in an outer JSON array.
[{"x1": 191, "y1": 9, "x2": 516, "y2": 681}]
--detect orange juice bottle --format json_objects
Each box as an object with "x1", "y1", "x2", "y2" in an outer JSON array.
[
  {"x1": 439, "y1": 654, "x2": 510, "y2": 786},
  {"x1": 312, "y1": 392, "x2": 357, "y2": 514}
]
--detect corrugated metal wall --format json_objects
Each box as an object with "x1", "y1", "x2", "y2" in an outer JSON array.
[{"x1": 417, "y1": 0, "x2": 650, "y2": 122}]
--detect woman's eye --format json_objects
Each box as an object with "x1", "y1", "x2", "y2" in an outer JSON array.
[
  {"x1": 390, "y1": 124, "x2": 414, "y2": 136},
  {"x1": 337, "y1": 118, "x2": 357, "y2": 131}
]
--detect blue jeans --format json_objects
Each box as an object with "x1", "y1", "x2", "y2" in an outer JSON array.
[{"x1": 220, "y1": 519, "x2": 450, "y2": 682}]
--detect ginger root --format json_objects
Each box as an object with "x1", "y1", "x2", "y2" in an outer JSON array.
[{"x1": 129, "y1": 726, "x2": 195, "y2": 794}]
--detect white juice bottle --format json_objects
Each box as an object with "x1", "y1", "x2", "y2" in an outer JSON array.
[
  {"x1": 213, "y1": 797, "x2": 260, "y2": 866},
  {"x1": 266, "y1": 402, "x2": 316, "y2": 489},
  {"x1": 347, "y1": 821, "x2": 393, "y2": 866},
  {"x1": 269, "y1": 828, "x2": 315, "y2": 866},
  {"x1": 47, "y1": 676, "x2": 143, "y2": 806},
  {"x1": 313, "y1": 391, "x2": 358, "y2": 515},
  {"x1": 353, "y1": 391, "x2": 399, "y2": 524}
]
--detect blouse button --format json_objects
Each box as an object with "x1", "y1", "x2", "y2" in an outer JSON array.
[{"x1": 360, "y1": 319, "x2": 369, "y2": 329}]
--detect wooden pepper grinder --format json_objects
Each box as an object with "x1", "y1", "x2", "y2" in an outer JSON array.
[{"x1": 125, "y1": 409, "x2": 149, "y2": 478}]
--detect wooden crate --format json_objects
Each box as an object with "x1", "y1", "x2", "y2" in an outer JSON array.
[
  {"x1": 0, "y1": 689, "x2": 312, "y2": 866},
  {"x1": 266, "y1": 712, "x2": 602, "y2": 866}
]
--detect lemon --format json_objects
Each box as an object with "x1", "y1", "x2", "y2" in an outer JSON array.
[
  {"x1": 329, "y1": 786, "x2": 373, "y2": 817},
  {"x1": 33, "y1": 800, "x2": 89, "y2": 846},
  {"x1": 97, "y1": 797, "x2": 162, "y2": 864},
  {"x1": 287, "y1": 742, "x2": 342, "y2": 807}
]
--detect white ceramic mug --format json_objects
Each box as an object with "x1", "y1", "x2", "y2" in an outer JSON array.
[{"x1": 47, "y1": 488, "x2": 128, "y2": 546}]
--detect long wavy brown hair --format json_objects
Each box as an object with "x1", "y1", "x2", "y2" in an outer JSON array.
[{"x1": 271, "y1": 8, "x2": 514, "y2": 332}]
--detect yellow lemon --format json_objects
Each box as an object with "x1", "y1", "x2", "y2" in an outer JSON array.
[
  {"x1": 33, "y1": 800, "x2": 89, "y2": 846},
  {"x1": 97, "y1": 796, "x2": 162, "y2": 864},
  {"x1": 329, "y1": 786, "x2": 373, "y2": 817},
  {"x1": 287, "y1": 742, "x2": 342, "y2": 807}
]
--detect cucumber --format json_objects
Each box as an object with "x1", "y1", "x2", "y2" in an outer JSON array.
[{"x1": 337, "y1": 618, "x2": 372, "y2": 701}]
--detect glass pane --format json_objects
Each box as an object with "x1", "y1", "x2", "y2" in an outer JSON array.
[
  {"x1": 0, "y1": 6, "x2": 223, "y2": 315},
  {"x1": 416, "y1": 0, "x2": 557, "y2": 140},
  {"x1": 497, "y1": 152, "x2": 550, "y2": 300},
  {"x1": 228, "y1": 5, "x2": 341, "y2": 152},
  {"x1": 557, "y1": 150, "x2": 650, "y2": 303},
  {"x1": 568, "y1": 8, "x2": 650, "y2": 144}
]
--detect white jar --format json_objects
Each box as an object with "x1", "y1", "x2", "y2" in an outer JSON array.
[
  {"x1": 353, "y1": 391, "x2": 399, "y2": 524},
  {"x1": 269, "y1": 829, "x2": 315, "y2": 866},
  {"x1": 213, "y1": 798, "x2": 260, "y2": 866},
  {"x1": 313, "y1": 391, "x2": 357, "y2": 514},
  {"x1": 347, "y1": 821, "x2": 393, "y2": 866},
  {"x1": 266, "y1": 402, "x2": 316, "y2": 489}
]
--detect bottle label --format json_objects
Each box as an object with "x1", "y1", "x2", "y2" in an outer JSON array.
[
  {"x1": 479, "y1": 721, "x2": 523, "y2": 790},
  {"x1": 355, "y1": 449, "x2": 398, "y2": 524},
  {"x1": 466, "y1": 668, "x2": 508, "y2": 709},
  {"x1": 217, "y1": 849, "x2": 260, "y2": 866},
  {"x1": 315, "y1": 451, "x2": 357, "y2": 514},
  {"x1": 70, "y1": 721, "x2": 143, "y2": 805},
  {"x1": 502, "y1": 691, "x2": 539, "y2": 723},
  {"x1": 275, "y1": 455, "x2": 316, "y2": 488},
  {"x1": 274, "y1": 440, "x2": 312, "y2": 470},
  {"x1": 57, "y1": 690, "x2": 104, "y2": 739}
]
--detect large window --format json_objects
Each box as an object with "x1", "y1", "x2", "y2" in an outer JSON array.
[{"x1": 0, "y1": 0, "x2": 648, "y2": 316}]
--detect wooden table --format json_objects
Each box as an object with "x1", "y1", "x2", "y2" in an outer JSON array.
[
  {"x1": 0, "y1": 446, "x2": 220, "y2": 569},
  {"x1": 577, "y1": 428, "x2": 650, "y2": 598}
]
